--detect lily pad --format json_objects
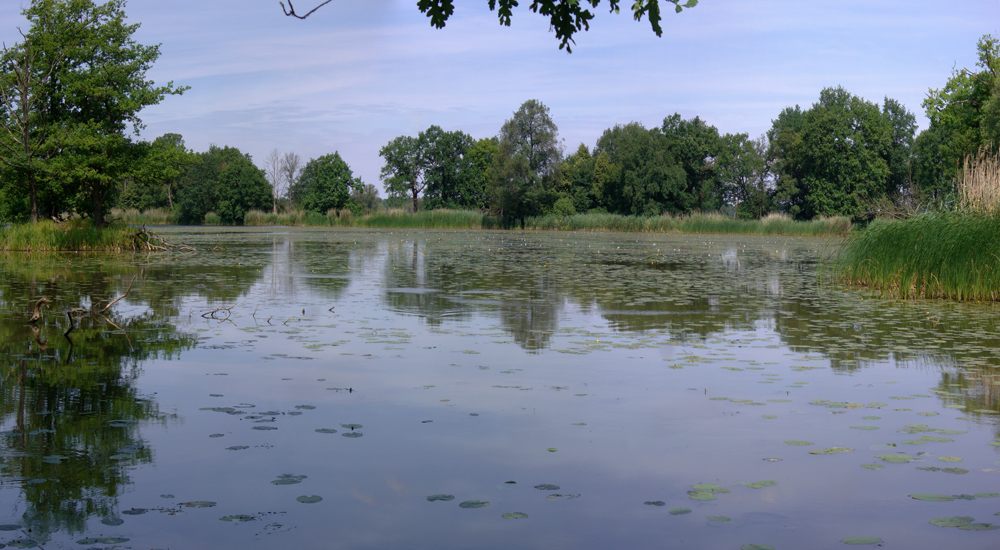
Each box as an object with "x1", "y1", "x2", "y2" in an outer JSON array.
[
  {"x1": 687, "y1": 491, "x2": 717, "y2": 501},
  {"x1": 810, "y1": 447, "x2": 854, "y2": 455},
  {"x1": 271, "y1": 474, "x2": 307, "y2": 485},
  {"x1": 534, "y1": 484, "x2": 560, "y2": 491},
  {"x1": 219, "y1": 514, "x2": 255, "y2": 522},
  {"x1": 251, "y1": 426, "x2": 277, "y2": 431},
  {"x1": 643, "y1": 501, "x2": 666, "y2": 506},
  {"x1": 296, "y1": 495, "x2": 322, "y2": 503},
  {"x1": 929, "y1": 516, "x2": 974, "y2": 527},
  {"x1": 860, "y1": 464, "x2": 884, "y2": 470},
  {"x1": 341, "y1": 432, "x2": 363, "y2": 438},
  {"x1": 668, "y1": 508, "x2": 692, "y2": 515},
  {"x1": 100, "y1": 517, "x2": 124, "y2": 526},
  {"x1": 784, "y1": 440, "x2": 814, "y2": 446},
  {"x1": 459, "y1": 500, "x2": 490, "y2": 509},
  {"x1": 849, "y1": 426, "x2": 879, "y2": 430},
  {"x1": 180, "y1": 501, "x2": 217, "y2": 508},
  {"x1": 910, "y1": 494, "x2": 955, "y2": 501},
  {"x1": 226, "y1": 445, "x2": 249, "y2": 451},
  {"x1": 502, "y1": 512, "x2": 529, "y2": 519},
  {"x1": 841, "y1": 537, "x2": 883, "y2": 545},
  {"x1": 975, "y1": 493, "x2": 1000, "y2": 498},
  {"x1": 692, "y1": 483, "x2": 719, "y2": 490},
  {"x1": 315, "y1": 428, "x2": 338, "y2": 434},
  {"x1": 427, "y1": 494, "x2": 455, "y2": 502},
  {"x1": 121, "y1": 508, "x2": 147, "y2": 515},
  {"x1": 876, "y1": 454, "x2": 913, "y2": 463},
  {"x1": 546, "y1": 448, "x2": 558, "y2": 452},
  {"x1": 958, "y1": 522, "x2": 1000, "y2": 531},
  {"x1": 708, "y1": 515, "x2": 732, "y2": 523},
  {"x1": 938, "y1": 456, "x2": 963, "y2": 462},
  {"x1": 341, "y1": 424, "x2": 363, "y2": 430},
  {"x1": 740, "y1": 545, "x2": 775, "y2": 550},
  {"x1": 0, "y1": 525, "x2": 22, "y2": 531},
  {"x1": 8, "y1": 540, "x2": 38, "y2": 548},
  {"x1": 747, "y1": 480, "x2": 778, "y2": 489}
]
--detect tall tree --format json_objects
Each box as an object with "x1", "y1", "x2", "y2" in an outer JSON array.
[
  {"x1": 421, "y1": 126, "x2": 479, "y2": 210},
  {"x1": 594, "y1": 121, "x2": 685, "y2": 215},
  {"x1": 215, "y1": 156, "x2": 272, "y2": 224},
  {"x1": 280, "y1": 152, "x2": 301, "y2": 207},
  {"x1": 717, "y1": 133, "x2": 771, "y2": 218},
  {"x1": 297, "y1": 152, "x2": 358, "y2": 214},
  {"x1": 263, "y1": 149, "x2": 283, "y2": 214},
  {"x1": 488, "y1": 99, "x2": 563, "y2": 218},
  {"x1": 661, "y1": 114, "x2": 723, "y2": 212},
  {"x1": 283, "y1": 0, "x2": 700, "y2": 52},
  {"x1": 380, "y1": 135, "x2": 424, "y2": 212},
  {"x1": 22, "y1": 0, "x2": 187, "y2": 227}
]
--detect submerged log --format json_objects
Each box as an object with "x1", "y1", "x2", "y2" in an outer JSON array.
[{"x1": 28, "y1": 297, "x2": 50, "y2": 323}]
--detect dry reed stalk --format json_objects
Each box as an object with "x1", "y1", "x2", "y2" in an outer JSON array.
[{"x1": 959, "y1": 148, "x2": 1000, "y2": 212}]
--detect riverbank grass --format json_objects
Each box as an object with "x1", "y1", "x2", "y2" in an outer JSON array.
[
  {"x1": 0, "y1": 219, "x2": 135, "y2": 251},
  {"x1": 836, "y1": 211, "x2": 1000, "y2": 300}
]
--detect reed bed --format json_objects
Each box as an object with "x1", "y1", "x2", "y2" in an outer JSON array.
[
  {"x1": 0, "y1": 219, "x2": 135, "y2": 251},
  {"x1": 836, "y1": 211, "x2": 1000, "y2": 300},
  {"x1": 523, "y1": 212, "x2": 851, "y2": 236},
  {"x1": 958, "y1": 148, "x2": 1000, "y2": 212},
  {"x1": 111, "y1": 207, "x2": 176, "y2": 225}
]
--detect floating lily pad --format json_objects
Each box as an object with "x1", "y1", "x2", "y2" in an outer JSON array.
[
  {"x1": 740, "y1": 545, "x2": 775, "y2": 550},
  {"x1": 909, "y1": 494, "x2": 955, "y2": 501},
  {"x1": 77, "y1": 537, "x2": 128, "y2": 544},
  {"x1": 840, "y1": 537, "x2": 883, "y2": 544},
  {"x1": 692, "y1": 483, "x2": 719, "y2": 490},
  {"x1": 975, "y1": 493, "x2": 1000, "y2": 498},
  {"x1": 271, "y1": 474, "x2": 307, "y2": 485},
  {"x1": 643, "y1": 501, "x2": 666, "y2": 506},
  {"x1": 849, "y1": 426, "x2": 878, "y2": 430},
  {"x1": 668, "y1": 508, "x2": 692, "y2": 515},
  {"x1": 314, "y1": 428, "x2": 338, "y2": 434},
  {"x1": 687, "y1": 491, "x2": 717, "y2": 501},
  {"x1": 219, "y1": 514, "x2": 255, "y2": 522},
  {"x1": 296, "y1": 495, "x2": 322, "y2": 503},
  {"x1": 121, "y1": 508, "x2": 147, "y2": 515},
  {"x1": 546, "y1": 448, "x2": 558, "y2": 452},
  {"x1": 747, "y1": 480, "x2": 778, "y2": 489},
  {"x1": 341, "y1": 432, "x2": 363, "y2": 438},
  {"x1": 295, "y1": 405, "x2": 316, "y2": 410},
  {"x1": 861, "y1": 416, "x2": 881, "y2": 420},
  {"x1": 929, "y1": 516, "x2": 974, "y2": 527},
  {"x1": 252, "y1": 426, "x2": 277, "y2": 431},
  {"x1": 502, "y1": 512, "x2": 529, "y2": 519},
  {"x1": 100, "y1": 517, "x2": 124, "y2": 526},
  {"x1": 784, "y1": 441, "x2": 813, "y2": 446},
  {"x1": 8, "y1": 540, "x2": 37, "y2": 548},
  {"x1": 958, "y1": 522, "x2": 1000, "y2": 531},
  {"x1": 876, "y1": 454, "x2": 913, "y2": 463},
  {"x1": 860, "y1": 464, "x2": 884, "y2": 470},
  {"x1": 340, "y1": 424, "x2": 363, "y2": 430},
  {"x1": 0, "y1": 525, "x2": 22, "y2": 531},
  {"x1": 226, "y1": 445, "x2": 249, "y2": 451},
  {"x1": 938, "y1": 456, "x2": 963, "y2": 462},
  {"x1": 180, "y1": 501, "x2": 217, "y2": 508},
  {"x1": 459, "y1": 500, "x2": 489, "y2": 509},
  {"x1": 427, "y1": 494, "x2": 455, "y2": 502},
  {"x1": 810, "y1": 447, "x2": 854, "y2": 455},
  {"x1": 708, "y1": 515, "x2": 732, "y2": 523},
  {"x1": 209, "y1": 433, "x2": 224, "y2": 438},
  {"x1": 534, "y1": 484, "x2": 560, "y2": 491},
  {"x1": 761, "y1": 415, "x2": 777, "y2": 419}
]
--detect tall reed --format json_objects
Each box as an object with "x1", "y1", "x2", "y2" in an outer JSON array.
[
  {"x1": 523, "y1": 211, "x2": 851, "y2": 236},
  {"x1": 110, "y1": 207, "x2": 176, "y2": 225},
  {"x1": 0, "y1": 219, "x2": 135, "y2": 251},
  {"x1": 958, "y1": 149, "x2": 1000, "y2": 212},
  {"x1": 836, "y1": 211, "x2": 1000, "y2": 300}
]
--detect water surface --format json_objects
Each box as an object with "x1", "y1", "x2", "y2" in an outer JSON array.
[{"x1": 2, "y1": 227, "x2": 1000, "y2": 549}]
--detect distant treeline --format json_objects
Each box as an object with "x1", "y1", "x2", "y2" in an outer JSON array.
[{"x1": 1, "y1": 0, "x2": 997, "y2": 228}]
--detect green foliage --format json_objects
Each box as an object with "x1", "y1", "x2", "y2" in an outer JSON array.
[
  {"x1": 522, "y1": 211, "x2": 850, "y2": 235},
  {"x1": 919, "y1": 35, "x2": 1000, "y2": 196},
  {"x1": 0, "y1": 219, "x2": 135, "y2": 251},
  {"x1": 716, "y1": 133, "x2": 771, "y2": 219},
  {"x1": 174, "y1": 145, "x2": 248, "y2": 224},
  {"x1": 421, "y1": 127, "x2": 482, "y2": 210},
  {"x1": 837, "y1": 211, "x2": 1000, "y2": 300},
  {"x1": 215, "y1": 156, "x2": 272, "y2": 224},
  {"x1": 552, "y1": 196, "x2": 576, "y2": 217},
  {"x1": 380, "y1": 134, "x2": 424, "y2": 211},
  {"x1": 297, "y1": 152, "x2": 358, "y2": 214},
  {"x1": 415, "y1": 0, "x2": 698, "y2": 52},
  {"x1": 661, "y1": 114, "x2": 724, "y2": 212},
  {"x1": 769, "y1": 87, "x2": 913, "y2": 221},
  {"x1": 594, "y1": 121, "x2": 686, "y2": 215}
]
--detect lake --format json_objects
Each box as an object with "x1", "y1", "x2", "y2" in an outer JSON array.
[{"x1": 2, "y1": 227, "x2": 1000, "y2": 549}]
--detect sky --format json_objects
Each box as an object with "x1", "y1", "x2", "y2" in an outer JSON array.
[{"x1": 1, "y1": 0, "x2": 998, "y2": 192}]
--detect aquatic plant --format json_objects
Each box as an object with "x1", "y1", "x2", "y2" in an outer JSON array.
[{"x1": 836, "y1": 210, "x2": 1000, "y2": 300}]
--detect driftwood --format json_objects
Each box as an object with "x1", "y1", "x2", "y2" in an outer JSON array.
[
  {"x1": 131, "y1": 225, "x2": 197, "y2": 252},
  {"x1": 202, "y1": 303, "x2": 236, "y2": 320},
  {"x1": 28, "y1": 297, "x2": 50, "y2": 323}
]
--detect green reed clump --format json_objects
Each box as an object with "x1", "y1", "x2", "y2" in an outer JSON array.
[
  {"x1": 837, "y1": 211, "x2": 1000, "y2": 300},
  {"x1": 110, "y1": 207, "x2": 176, "y2": 225},
  {"x1": 0, "y1": 219, "x2": 135, "y2": 251},
  {"x1": 354, "y1": 209, "x2": 483, "y2": 229},
  {"x1": 521, "y1": 211, "x2": 850, "y2": 236}
]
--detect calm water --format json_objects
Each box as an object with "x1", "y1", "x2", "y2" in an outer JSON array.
[{"x1": 2, "y1": 227, "x2": 1000, "y2": 549}]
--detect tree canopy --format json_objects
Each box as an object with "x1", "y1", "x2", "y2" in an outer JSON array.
[{"x1": 282, "y1": 0, "x2": 698, "y2": 52}]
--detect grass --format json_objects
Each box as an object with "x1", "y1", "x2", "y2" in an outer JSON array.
[
  {"x1": 0, "y1": 219, "x2": 136, "y2": 251},
  {"x1": 836, "y1": 211, "x2": 1000, "y2": 300},
  {"x1": 524, "y1": 212, "x2": 851, "y2": 236},
  {"x1": 110, "y1": 207, "x2": 175, "y2": 225}
]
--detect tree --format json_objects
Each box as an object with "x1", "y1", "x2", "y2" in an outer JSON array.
[
  {"x1": 380, "y1": 135, "x2": 424, "y2": 212},
  {"x1": 717, "y1": 133, "x2": 771, "y2": 218},
  {"x1": 174, "y1": 145, "x2": 247, "y2": 225},
  {"x1": 594, "y1": 121, "x2": 685, "y2": 215},
  {"x1": 661, "y1": 114, "x2": 723, "y2": 212},
  {"x1": 498, "y1": 99, "x2": 562, "y2": 178},
  {"x1": 117, "y1": 133, "x2": 197, "y2": 211},
  {"x1": 421, "y1": 126, "x2": 480, "y2": 210},
  {"x1": 0, "y1": 0, "x2": 186, "y2": 226},
  {"x1": 298, "y1": 152, "x2": 358, "y2": 214},
  {"x1": 282, "y1": 0, "x2": 699, "y2": 52},
  {"x1": 215, "y1": 156, "x2": 272, "y2": 224},
  {"x1": 921, "y1": 34, "x2": 1000, "y2": 187},
  {"x1": 351, "y1": 183, "x2": 380, "y2": 214},
  {"x1": 280, "y1": 152, "x2": 301, "y2": 208},
  {"x1": 263, "y1": 149, "x2": 284, "y2": 214}
]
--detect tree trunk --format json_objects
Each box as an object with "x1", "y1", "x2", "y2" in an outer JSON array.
[{"x1": 411, "y1": 187, "x2": 420, "y2": 213}]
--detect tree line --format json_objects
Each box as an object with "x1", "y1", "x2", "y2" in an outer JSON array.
[{"x1": 2, "y1": 0, "x2": 997, "y2": 226}]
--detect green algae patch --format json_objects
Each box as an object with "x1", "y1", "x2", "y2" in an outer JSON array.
[{"x1": 459, "y1": 500, "x2": 490, "y2": 509}]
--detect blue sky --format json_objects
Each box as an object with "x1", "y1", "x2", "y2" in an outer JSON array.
[{"x1": 2, "y1": 1, "x2": 998, "y2": 191}]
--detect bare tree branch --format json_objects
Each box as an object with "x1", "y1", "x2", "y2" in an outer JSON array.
[{"x1": 280, "y1": 0, "x2": 334, "y2": 20}]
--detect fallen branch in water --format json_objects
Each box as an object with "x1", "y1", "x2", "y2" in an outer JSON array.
[
  {"x1": 202, "y1": 303, "x2": 237, "y2": 319},
  {"x1": 131, "y1": 225, "x2": 197, "y2": 252},
  {"x1": 101, "y1": 274, "x2": 137, "y2": 313},
  {"x1": 28, "y1": 297, "x2": 50, "y2": 323}
]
